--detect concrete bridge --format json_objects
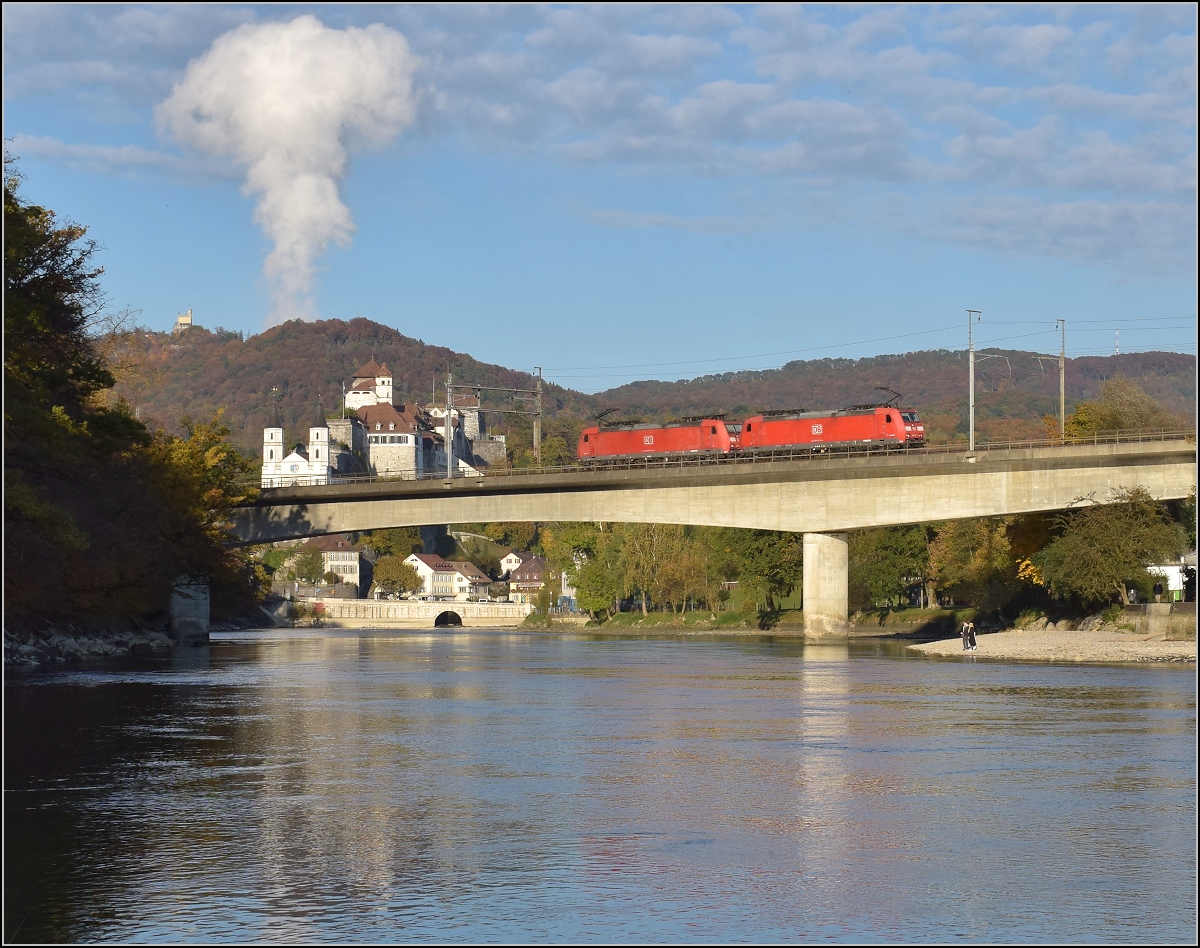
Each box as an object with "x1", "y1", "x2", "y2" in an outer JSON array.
[{"x1": 231, "y1": 435, "x2": 1197, "y2": 639}]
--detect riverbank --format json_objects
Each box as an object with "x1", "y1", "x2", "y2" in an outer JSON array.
[
  {"x1": 3, "y1": 617, "x2": 254, "y2": 666},
  {"x1": 909, "y1": 627, "x2": 1196, "y2": 664}
]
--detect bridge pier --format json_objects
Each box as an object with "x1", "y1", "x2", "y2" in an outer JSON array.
[{"x1": 803, "y1": 532, "x2": 849, "y2": 640}]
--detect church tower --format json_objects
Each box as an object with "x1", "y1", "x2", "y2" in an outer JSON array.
[
  {"x1": 308, "y1": 403, "x2": 331, "y2": 486},
  {"x1": 261, "y1": 404, "x2": 284, "y2": 487}
]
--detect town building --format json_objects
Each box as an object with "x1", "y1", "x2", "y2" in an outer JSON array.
[
  {"x1": 305, "y1": 534, "x2": 368, "y2": 593},
  {"x1": 500, "y1": 550, "x2": 534, "y2": 577},
  {"x1": 403, "y1": 553, "x2": 492, "y2": 600},
  {"x1": 508, "y1": 556, "x2": 552, "y2": 604}
]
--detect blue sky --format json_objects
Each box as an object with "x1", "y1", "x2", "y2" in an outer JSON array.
[{"x1": 4, "y1": 3, "x2": 1196, "y2": 392}]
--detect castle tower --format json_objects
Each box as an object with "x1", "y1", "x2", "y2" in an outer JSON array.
[
  {"x1": 261, "y1": 403, "x2": 284, "y2": 487},
  {"x1": 308, "y1": 403, "x2": 330, "y2": 486},
  {"x1": 376, "y1": 365, "x2": 393, "y2": 405}
]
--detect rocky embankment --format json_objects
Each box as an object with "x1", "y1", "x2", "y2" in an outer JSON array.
[{"x1": 4, "y1": 618, "x2": 253, "y2": 666}]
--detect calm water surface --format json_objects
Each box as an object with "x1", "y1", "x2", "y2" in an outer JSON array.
[{"x1": 4, "y1": 631, "x2": 1196, "y2": 943}]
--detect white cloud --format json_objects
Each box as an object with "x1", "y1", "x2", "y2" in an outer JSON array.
[{"x1": 156, "y1": 16, "x2": 419, "y2": 325}]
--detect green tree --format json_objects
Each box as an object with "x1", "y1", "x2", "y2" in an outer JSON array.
[
  {"x1": 849, "y1": 525, "x2": 930, "y2": 611},
  {"x1": 293, "y1": 549, "x2": 325, "y2": 585},
  {"x1": 617, "y1": 523, "x2": 687, "y2": 615},
  {"x1": 714, "y1": 529, "x2": 804, "y2": 613},
  {"x1": 1034, "y1": 487, "x2": 1185, "y2": 607},
  {"x1": 372, "y1": 556, "x2": 422, "y2": 597}
]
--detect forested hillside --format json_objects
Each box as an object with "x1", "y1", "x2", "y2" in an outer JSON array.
[{"x1": 112, "y1": 317, "x2": 1195, "y2": 455}]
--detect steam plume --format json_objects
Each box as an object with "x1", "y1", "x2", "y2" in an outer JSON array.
[{"x1": 158, "y1": 16, "x2": 417, "y2": 324}]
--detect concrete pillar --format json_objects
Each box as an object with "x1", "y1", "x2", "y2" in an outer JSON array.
[
  {"x1": 803, "y1": 532, "x2": 849, "y2": 640},
  {"x1": 170, "y1": 580, "x2": 210, "y2": 645}
]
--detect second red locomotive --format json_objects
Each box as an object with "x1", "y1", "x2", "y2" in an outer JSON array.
[{"x1": 739, "y1": 406, "x2": 925, "y2": 451}]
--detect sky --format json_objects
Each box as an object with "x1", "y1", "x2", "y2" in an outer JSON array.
[{"x1": 4, "y1": 3, "x2": 1196, "y2": 393}]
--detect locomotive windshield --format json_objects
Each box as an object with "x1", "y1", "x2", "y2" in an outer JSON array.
[{"x1": 901, "y1": 412, "x2": 920, "y2": 422}]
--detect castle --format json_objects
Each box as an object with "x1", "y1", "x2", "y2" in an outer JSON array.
[{"x1": 261, "y1": 359, "x2": 503, "y2": 487}]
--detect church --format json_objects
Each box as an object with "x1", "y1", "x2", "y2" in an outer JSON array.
[{"x1": 261, "y1": 359, "x2": 485, "y2": 488}]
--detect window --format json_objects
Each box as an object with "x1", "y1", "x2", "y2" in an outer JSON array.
[
  {"x1": 583, "y1": 434, "x2": 589, "y2": 443},
  {"x1": 885, "y1": 414, "x2": 892, "y2": 423},
  {"x1": 389, "y1": 423, "x2": 395, "y2": 431},
  {"x1": 746, "y1": 423, "x2": 752, "y2": 432},
  {"x1": 711, "y1": 426, "x2": 717, "y2": 435},
  {"x1": 375, "y1": 423, "x2": 381, "y2": 431},
  {"x1": 268, "y1": 449, "x2": 274, "y2": 460}
]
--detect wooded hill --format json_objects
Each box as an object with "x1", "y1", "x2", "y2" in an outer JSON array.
[{"x1": 112, "y1": 317, "x2": 1195, "y2": 456}]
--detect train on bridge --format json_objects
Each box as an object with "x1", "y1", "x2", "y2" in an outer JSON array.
[{"x1": 577, "y1": 404, "x2": 926, "y2": 462}]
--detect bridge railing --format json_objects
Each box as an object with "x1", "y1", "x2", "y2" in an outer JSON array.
[{"x1": 249, "y1": 427, "x2": 1195, "y2": 492}]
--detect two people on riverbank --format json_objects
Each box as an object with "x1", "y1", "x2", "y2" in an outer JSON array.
[{"x1": 961, "y1": 620, "x2": 977, "y2": 651}]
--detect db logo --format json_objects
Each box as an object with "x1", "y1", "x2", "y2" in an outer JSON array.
[
  {"x1": 644, "y1": 435, "x2": 654, "y2": 444},
  {"x1": 811, "y1": 424, "x2": 823, "y2": 435}
]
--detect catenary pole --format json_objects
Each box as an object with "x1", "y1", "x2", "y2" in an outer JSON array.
[
  {"x1": 967, "y1": 310, "x2": 981, "y2": 452},
  {"x1": 1057, "y1": 319, "x2": 1066, "y2": 440}
]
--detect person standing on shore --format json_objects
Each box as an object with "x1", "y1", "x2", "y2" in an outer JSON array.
[
  {"x1": 966, "y1": 621, "x2": 978, "y2": 651},
  {"x1": 961, "y1": 620, "x2": 971, "y2": 651}
]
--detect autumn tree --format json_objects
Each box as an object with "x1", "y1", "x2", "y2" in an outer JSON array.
[
  {"x1": 927, "y1": 518, "x2": 1016, "y2": 611},
  {"x1": 1034, "y1": 487, "x2": 1185, "y2": 607},
  {"x1": 372, "y1": 556, "x2": 422, "y2": 597},
  {"x1": 5, "y1": 157, "x2": 263, "y2": 620},
  {"x1": 1063, "y1": 376, "x2": 1185, "y2": 438}
]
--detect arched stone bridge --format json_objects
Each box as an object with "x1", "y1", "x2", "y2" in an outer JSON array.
[{"x1": 231, "y1": 436, "x2": 1196, "y2": 639}]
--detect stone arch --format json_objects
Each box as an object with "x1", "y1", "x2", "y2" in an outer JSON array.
[{"x1": 434, "y1": 610, "x2": 462, "y2": 628}]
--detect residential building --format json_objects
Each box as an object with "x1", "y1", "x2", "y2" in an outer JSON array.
[
  {"x1": 508, "y1": 556, "x2": 552, "y2": 604},
  {"x1": 500, "y1": 550, "x2": 534, "y2": 577},
  {"x1": 305, "y1": 534, "x2": 367, "y2": 594},
  {"x1": 403, "y1": 553, "x2": 493, "y2": 600}
]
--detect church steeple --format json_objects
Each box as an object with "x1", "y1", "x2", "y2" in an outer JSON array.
[{"x1": 308, "y1": 402, "x2": 330, "y2": 485}]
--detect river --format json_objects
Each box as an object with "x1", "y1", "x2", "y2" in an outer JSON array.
[{"x1": 4, "y1": 630, "x2": 1196, "y2": 943}]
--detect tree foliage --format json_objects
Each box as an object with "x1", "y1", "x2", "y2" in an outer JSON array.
[
  {"x1": 713, "y1": 529, "x2": 804, "y2": 612},
  {"x1": 928, "y1": 518, "x2": 1017, "y2": 611},
  {"x1": 1064, "y1": 375, "x2": 1185, "y2": 437},
  {"x1": 1034, "y1": 487, "x2": 1185, "y2": 607},
  {"x1": 4, "y1": 159, "x2": 263, "y2": 621},
  {"x1": 849, "y1": 525, "x2": 930, "y2": 610},
  {"x1": 372, "y1": 556, "x2": 421, "y2": 597}
]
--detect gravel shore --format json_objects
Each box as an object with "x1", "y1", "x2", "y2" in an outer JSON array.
[{"x1": 909, "y1": 627, "x2": 1196, "y2": 664}]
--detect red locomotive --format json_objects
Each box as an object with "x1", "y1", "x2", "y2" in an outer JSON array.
[
  {"x1": 577, "y1": 401, "x2": 926, "y2": 462},
  {"x1": 577, "y1": 418, "x2": 734, "y2": 460},
  {"x1": 739, "y1": 406, "x2": 925, "y2": 452}
]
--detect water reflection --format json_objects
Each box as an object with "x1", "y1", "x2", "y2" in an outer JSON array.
[{"x1": 4, "y1": 632, "x2": 1195, "y2": 943}]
